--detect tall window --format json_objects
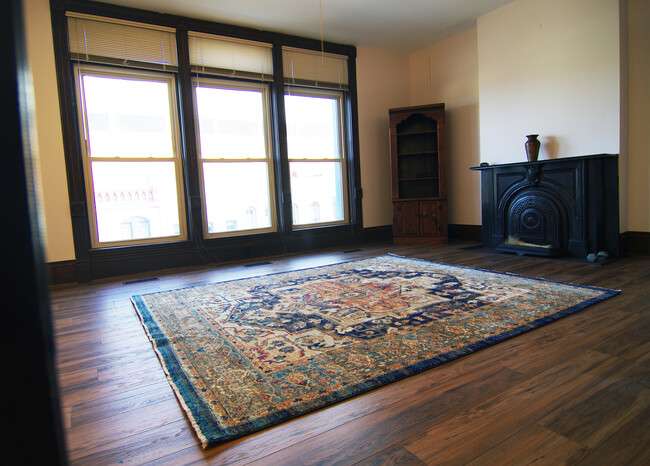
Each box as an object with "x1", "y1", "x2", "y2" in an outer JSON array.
[
  {"x1": 285, "y1": 89, "x2": 347, "y2": 226},
  {"x1": 193, "y1": 79, "x2": 276, "y2": 236},
  {"x1": 59, "y1": 11, "x2": 358, "y2": 267},
  {"x1": 282, "y1": 46, "x2": 350, "y2": 228},
  {"x1": 75, "y1": 66, "x2": 186, "y2": 246}
]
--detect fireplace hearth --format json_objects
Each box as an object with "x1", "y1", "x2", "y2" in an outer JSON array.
[{"x1": 471, "y1": 154, "x2": 619, "y2": 259}]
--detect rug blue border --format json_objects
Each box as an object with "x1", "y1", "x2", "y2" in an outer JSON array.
[{"x1": 131, "y1": 254, "x2": 620, "y2": 447}]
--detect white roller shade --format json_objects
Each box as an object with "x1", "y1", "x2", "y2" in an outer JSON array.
[
  {"x1": 282, "y1": 47, "x2": 348, "y2": 90},
  {"x1": 67, "y1": 14, "x2": 177, "y2": 71},
  {"x1": 189, "y1": 32, "x2": 273, "y2": 81}
]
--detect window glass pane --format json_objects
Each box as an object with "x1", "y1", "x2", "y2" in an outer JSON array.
[
  {"x1": 290, "y1": 161, "x2": 344, "y2": 225},
  {"x1": 202, "y1": 162, "x2": 272, "y2": 233},
  {"x1": 82, "y1": 76, "x2": 174, "y2": 158},
  {"x1": 195, "y1": 86, "x2": 267, "y2": 159},
  {"x1": 285, "y1": 94, "x2": 340, "y2": 160},
  {"x1": 91, "y1": 161, "x2": 181, "y2": 243}
]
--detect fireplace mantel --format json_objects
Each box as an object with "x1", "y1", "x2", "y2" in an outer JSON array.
[{"x1": 471, "y1": 154, "x2": 619, "y2": 259}]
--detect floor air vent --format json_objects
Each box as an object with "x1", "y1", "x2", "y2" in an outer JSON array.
[
  {"x1": 243, "y1": 261, "x2": 272, "y2": 268},
  {"x1": 123, "y1": 277, "x2": 159, "y2": 286}
]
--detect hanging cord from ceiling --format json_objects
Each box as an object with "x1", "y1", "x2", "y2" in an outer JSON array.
[{"x1": 319, "y1": 0, "x2": 324, "y2": 62}]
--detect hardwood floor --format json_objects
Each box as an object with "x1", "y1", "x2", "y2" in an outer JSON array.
[{"x1": 50, "y1": 242, "x2": 650, "y2": 465}]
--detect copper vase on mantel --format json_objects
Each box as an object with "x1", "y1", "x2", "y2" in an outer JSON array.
[{"x1": 525, "y1": 134, "x2": 540, "y2": 162}]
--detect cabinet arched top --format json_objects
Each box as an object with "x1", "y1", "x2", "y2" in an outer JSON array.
[
  {"x1": 396, "y1": 113, "x2": 438, "y2": 134},
  {"x1": 389, "y1": 103, "x2": 445, "y2": 133}
]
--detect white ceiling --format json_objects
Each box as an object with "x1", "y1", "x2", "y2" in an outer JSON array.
[{"x1": 100, "y1": 0, "x2": 515, "y2": 54}]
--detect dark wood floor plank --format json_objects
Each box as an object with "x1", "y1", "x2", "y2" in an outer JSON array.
[
  {"x1": 70, "y1": 418, "x2": 199, "y2": 464},
  {"x1": 58, "y1": 367, "x2": 98, "y2": 394},
  {"x1": 59, "y1": 366, "x2": 168, "y2": 409},
  {"x1": 69, "y1": 379, "x2": 174, "y2": 427},
  {"x1": 576, "y1": 404, "x2": 650, "y2": 465},
  {"x1": 66, "y1": 397, "x2": 186, "y2": 460},
  {"x1": 56, "y1": 342, "x2": 159, "y2": 376},
  {"x1": 48, "y1": 242, "x2": 650, "y2": 464},
  {"x1": 497, "y1": 309, "x2": 640, "y2": 376},
  {"x1": 353, "y1": 444, "x2": 427, "y2": 466},
  {"x1": 465, "y1": 423, "x2": 590, "y2": 465},
  {"x1": 539, "y1": 350, "x2": 650, "y2": 449},
  {"x1": 590, "y1": 319, "x2": 650, "y2": 359}
]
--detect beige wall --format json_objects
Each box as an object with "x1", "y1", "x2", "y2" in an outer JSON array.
[
  {"x1": 477, "y1": 0, "x2": 620, "y2": 165},
  {"x1": 405, "y1": 0, "x2": 649, "y2": 233},
  {"x1": 626, "y1": 0, "x2": 650, "y2": 232},
  {"x1": 356, "y1": 47, "x2": 411, "y2": 228},
  {"x1": 23, "y1": 0, "x2": 76, "y2": 262},
  {"x1": 409, "y1": 28, "x2": 481, "y2": 225}
]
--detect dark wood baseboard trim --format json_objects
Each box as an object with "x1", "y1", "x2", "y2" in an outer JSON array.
[
  {"x1": 48, "y1": 260, "x2": 77, "y2": 285},
  {"x1": 359, "y1": 225, "x2": 393, "y2": 243},
  {"x1": 448, "y1": 224, "x2": 482, "y2": 243},
  {"x1": 621, "y1": 231, "x2": 650, "y2": 256}
]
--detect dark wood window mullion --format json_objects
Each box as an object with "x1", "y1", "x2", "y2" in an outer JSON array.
[
  {"x1": 174, "y1": 27, "x2": 205, "y2": 263},
  {"x1": 346, "y1": 47, "x2": 363, "y2": 236},
  {"x1": 271, "y1": 40, "x2": 292, "y2": 237}
]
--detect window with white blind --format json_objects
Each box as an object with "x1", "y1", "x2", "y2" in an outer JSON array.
[
  {"x1": 69, "y1": 13, "x2": 187, "y2": 247},
  {"x1": 74, "y1": 65, "x2": 186, "y2": 246},
  {"x1": 189, "y1": 33, "x2": 276, "y2": 236},
  {"x1": 58, "y1": 8, "x2": 359, "y2": 266},
  {"x1": 282, "y1": 47, "x2": 349, "y2": 227}
]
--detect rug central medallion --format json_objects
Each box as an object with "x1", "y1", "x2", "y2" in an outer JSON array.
[
  {"x1": 301, "y1": 280, "x2": 407, "y2": 314},
  {"x1": 209, "y1": 268, "x2": 527, "y2": 374}
]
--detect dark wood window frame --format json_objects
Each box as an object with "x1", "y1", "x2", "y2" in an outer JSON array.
[{"x1": 49, "y1": 0, "x2": 363, "y2": 282}]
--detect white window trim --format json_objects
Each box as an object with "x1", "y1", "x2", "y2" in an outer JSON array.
[
  {"x1": 74, "y1": 64, "x2": 188, "y2": 248},
  {"x1": 193, "y1": 77, "x2": 278, "y2": 238},
  {"x1": 285, "y1": 86, "x2": 349, "y2": 229}
]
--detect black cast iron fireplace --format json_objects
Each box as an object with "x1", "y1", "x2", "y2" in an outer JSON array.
[{"x1": 471, "y1": 154, "x2": 619, "y2": 259}]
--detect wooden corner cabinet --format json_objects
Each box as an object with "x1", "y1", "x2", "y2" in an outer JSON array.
[{"x1": 389, "y1": 103, "x2": 447, "y2": 245}]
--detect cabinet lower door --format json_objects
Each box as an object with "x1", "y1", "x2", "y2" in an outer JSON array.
[
  {"x1": 420, "y1": 200, "x2": 447, "y2": 237},
  {"x1": 392, "y1": 200, "x2": 447, "y2": 244},
  {"x1": 392, "y1": 201, "x2": 420, "y2": 237}
]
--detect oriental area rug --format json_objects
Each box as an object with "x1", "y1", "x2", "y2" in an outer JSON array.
[{"x1": 131, "y1": 254, "x2": 619, "y2": 448}]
